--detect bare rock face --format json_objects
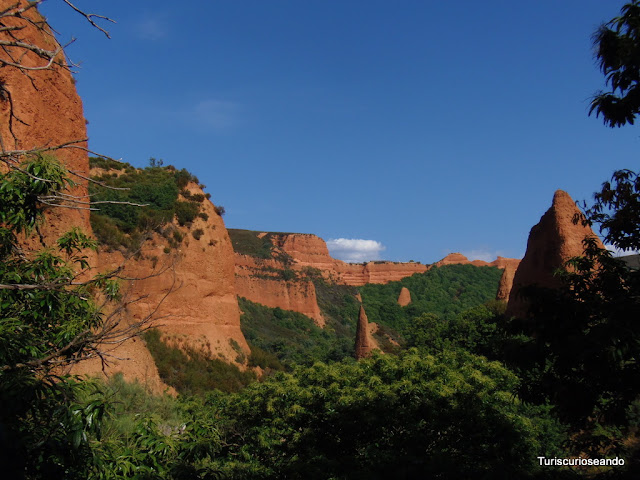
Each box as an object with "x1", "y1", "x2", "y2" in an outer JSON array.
[
  {"x1": 73, "y1": 184, "x2": 250, "y2": 389},
  {"x1": 273, "y1": 233, "x2": 428, "y2": 285},
  {"x1": 435, "y1": 253, "x2": 471, "y2": 266},
  {"x1": 397, "y1": 286, "x2": 412, "y2": 306},
  {"x1": 0, "y1": 1, "x2": 91, "y2": 240},
  {"x1": 235, "y1": 259, "x2": 325, "y2": 326},
  {"x1": 496, "y1": 263, "x2": 518, "y2": 301},
  {"x1": 339, "y1": 261, "x2": 429, "y2": 286},
  {"x1": 506, "y1": 190, "x2": 604, "y2": 318},
  {"x1": 355, "y1": 305, "x2": 376, "y2": 360}
]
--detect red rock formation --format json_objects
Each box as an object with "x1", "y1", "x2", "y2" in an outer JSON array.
[
  {"x1": 233, "y1": 233, "x2": 429, "y2": 321},
  {"x1": 397, "y1": 286, "x2": 412, "y2": 306},
  {"x1": 435, "y1": 253, "x2": 521, "y2": 270},
  {"x1": 0, "y1": 1, "x2": 91, "y2": 240},
  {"x1": 496, "y1": 263, "x2": 518, "y2": 301},
  {"x1": 338, "y1": 261, "x2": 429, "y2": 286},
  {"x1": 506, "y1": 190, "x2": 604, "y2": 318},
  {"x1": 355, "y1": 305, "x2": 377, "y2": 359},
  {"x1": 74, "y1": 184, "x2": 250, "y2": 389},
  {"x1": 273, "y1": 233, "x2": 428, "y2": 286},
  {"x1": 235, "y1": 268, "x2": 325, "y2": 326},
  {"x1": 435, "y1": 253, "x2": 472, "y2": 266}
]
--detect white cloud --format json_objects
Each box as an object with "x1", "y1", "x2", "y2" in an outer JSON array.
[
  {"x1": 193, "y1": 99, "x2": 240, "y2": 130},
  {"x1": 327, "y1": 238, "x2": 386, "y2": 263}
]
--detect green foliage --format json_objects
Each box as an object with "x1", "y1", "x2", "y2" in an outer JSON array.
[
  {"x1": 174, "y1": 201, "x2": 200, "y2": 226},
  {"x1": 214, "y1": 350, "x2": 567, "y2": 479},
  {"x1": 590, "y1": 1, "x2": 640, "y2": 127},
  {"x1": 239, "y1": 298, "x2": 352, "y2": 366},
  {"x1": 581, "y1": 169, "x2": 640, "y2": 252},
  {"x1": 361, "y1": 264, "x2": 503, "y2": 341},
  {"x1": 84, "y1": 375, "x2": 226, "y2": 479},
  {"x1": 192, "y1": 228, "x2": 204, "y2": 240},
  {"x1": 0, "y1": 156, "x2": 123, "y2": 478},
  {"x1": 143, "y1": 329, "x2": 255, "y2": 395},
  {"x1": 173, "y1": 168, "x2": 199, "y2": 189},
  {"x1": 89, "y1": 164, "x2": 205, "y2": 251},
  {"x1": 228, "y1": 229, "x2": 275, "y2": 258},
  {"x1": 0, "y1": 154, "x2": 74, "y2": 233},
  {"x1": 509, "y1": 237, "x2": 640, "y2": 430},
  {"x1": 89, "y1": 156, "x2": 126, "y2": 171},
  {"x1": 406, "y1": 301, "x2": 507, "y2": 357},
  {"x1": 247, "y1": 344, "x2": 285, "y2": 371}
]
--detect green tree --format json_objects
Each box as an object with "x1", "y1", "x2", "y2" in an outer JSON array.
[
  {"x1": 0, "y1": 156, "x2": 125, "y2": 478},
  {"x1": 590, "y1": 0, "x2": 640, "y2": 127},
  {"x1": 507, "y1": 1, "x2": 640, "y2": 459},
  {"x1": 212, "y1": 350, "x2": 565, "y2": 479}
]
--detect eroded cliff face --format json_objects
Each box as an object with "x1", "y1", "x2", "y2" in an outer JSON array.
[
  {"x1": 73, "y1": 183, "x2": 250, "y2": 390},
  {"x1": 496, "y1": 262, "x2": 518, "y2": 301},
  {"x1": 233, "y1": 232, "x2": 429, "y2": 322},
  {"x1": 235, "y1": 253, "x2": 325, "y2": 326},
  {"x1": 234, "y1": 231, "x2": 521, "y2": 321},
  {"x1": 506, "y1": 190, "x2": 604, "y2": 318},
  {"x1": 275, "y1": 233, "x2": 428, "y2": 285},
  {"x1": 0, "y1": 0, "x2": 90, "y2": 240}
]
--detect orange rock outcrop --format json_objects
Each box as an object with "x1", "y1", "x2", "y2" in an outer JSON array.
[
  {"x1": 506, "y1": 190, "x2": 604, "y2": 318},
  {"x1": 496, "y1": 262, "x2": 518, "y2": 301},
  {"x1": 235, "y1": 254, "x2": 324, "y2": 326},
  {"x1": 397, "y1": 286, "x2": 412, "y2": 306},
  {"x1": 355, "y1": 305, "x2": 377, "y2": 359},
  {"x1": 0, "y1": 1, "x2": 91, "y2": 239},
  {"x1": 73, "y1": 184, "x2": 250, "y2": 389}
]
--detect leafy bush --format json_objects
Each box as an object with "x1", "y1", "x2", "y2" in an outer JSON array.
[
  {"x1": 173, "y1": 168, "x2": 199, "y2": 189},
  {"x1": 228, "y1": 229, "x2": 274, "y2": 258},
  {"x1": 143, "y1": 329, "x2": 255, "y2": 395},
  {"x1": 248, "y1": 345, "x2": 285, "y2": 371},
  {"x1": 174, "y1": 201, "x2": 199, "y2": 226},
  {"x1": 192, "y1": 228, "x2": 204, "y2": 240},
  {"x1": 214, "y1": 205, "x2": 225, "y2": 216},
  {"x1": 89, "y1": 156, "x2": 125, "y2": 171},
  {"x1": 89, "y1": 164, "x2": 206, "y2": 251},
  {"x1": 215, "y1": 350, "x2": 567, "y2": 479}
]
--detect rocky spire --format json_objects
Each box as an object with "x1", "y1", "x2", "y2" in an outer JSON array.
[
  {"x1": 397, "y1": 286, "x2": 412, "y2": 306},
  {"x1": 354, "y1": 305, "x2": 375, "y2": 360},
  {"x1": 506, "y1": 190, "x2": 604, "y2": 318},
  {"x1": 496, "y1": 263, "x2": 517, "y2": 301}
]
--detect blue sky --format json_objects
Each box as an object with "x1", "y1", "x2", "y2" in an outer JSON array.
[{"x1": 41, "y1": 0, "x2": 637, "y2": 263}]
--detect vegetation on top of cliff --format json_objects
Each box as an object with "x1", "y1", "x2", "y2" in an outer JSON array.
[
  {"x1": 228, "y1": 229, "x2": 275, "y2": 258},
  {"x1": 89, "y1": 158, "x2": 211, "y2": 251}
]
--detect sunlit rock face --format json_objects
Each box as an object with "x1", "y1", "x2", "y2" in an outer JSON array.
[
  {"x1": 0, "y1": 0, "x2": 91, "y2": 241},
  {"x1": 506, "y1": 190, "x2": 604, "y2": 318}
]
